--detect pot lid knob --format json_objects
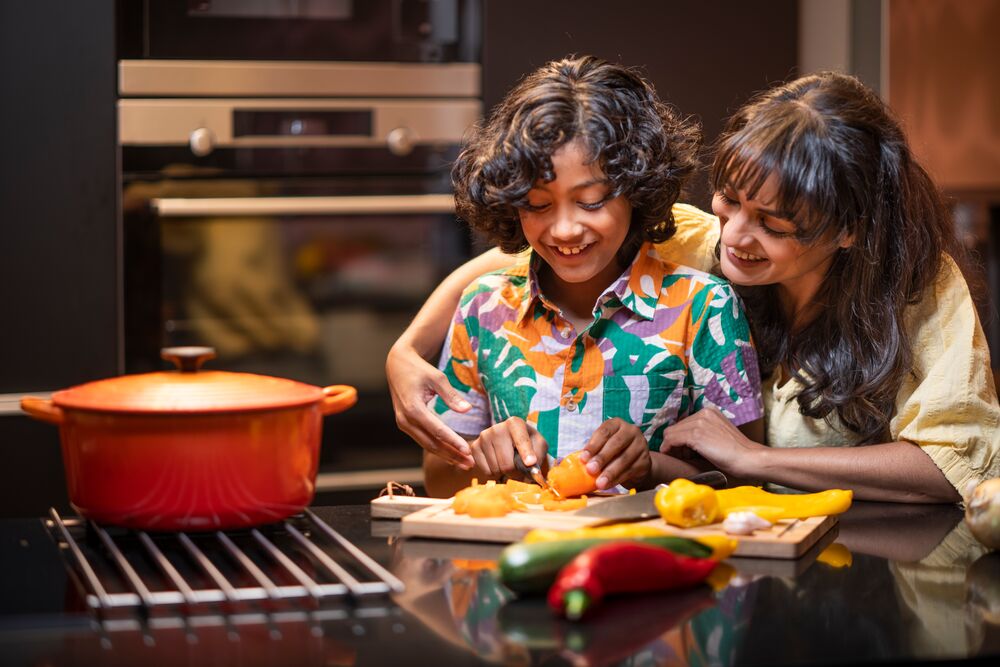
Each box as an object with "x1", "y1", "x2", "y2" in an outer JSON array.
[{"x1": 161, "y1": 346, "x2": 217, "y2": 373}]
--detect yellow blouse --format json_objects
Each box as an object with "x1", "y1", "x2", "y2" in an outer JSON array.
[
  {"x1": 663, "y1": 203, "x2": 1000, "y2": 494},
  {"x1": 654, "y1": 203, "x2": 721, "y2": 272},
  {"x1": 764, "y1": 255, "x2": 1000, "y2": 494}
]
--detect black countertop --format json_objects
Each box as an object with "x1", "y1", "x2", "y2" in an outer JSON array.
[{"x1": 0, "y1": 502, "x2": 998, "y2": 667}]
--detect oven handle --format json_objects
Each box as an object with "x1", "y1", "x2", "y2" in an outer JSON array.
[{"x1": 150, "y1": 194, "x2": 456, "y2": 217}]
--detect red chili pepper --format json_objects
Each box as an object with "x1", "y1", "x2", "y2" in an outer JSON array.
[{"x1": 547, "y1": 541, "x2": 717, "y2": 620}]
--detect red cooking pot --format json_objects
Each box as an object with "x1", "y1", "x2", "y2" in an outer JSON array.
[{"x1": 20, "y1": 347, "x2": 357, "y2": 531}]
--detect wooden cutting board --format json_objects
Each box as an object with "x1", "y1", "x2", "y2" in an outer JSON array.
[{"x1": 372, "y1": 495, "x2": 838, "y2": 559}]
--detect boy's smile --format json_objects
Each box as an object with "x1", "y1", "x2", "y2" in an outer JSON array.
[{"x1": 518, "y1": 139, "x2": 633, "y2": 318}]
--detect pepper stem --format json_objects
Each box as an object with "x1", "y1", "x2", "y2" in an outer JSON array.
[{"x1": 563, "y1": 589, "x2": 591, "y2": 620}]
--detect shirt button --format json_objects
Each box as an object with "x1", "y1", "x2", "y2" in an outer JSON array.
[{"x1": 565, "y1": 402, "x2": 577, "y2": 412}]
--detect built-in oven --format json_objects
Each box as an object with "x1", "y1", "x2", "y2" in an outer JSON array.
[
  {"x1": 118, "y1": 11, "x2": 482, "y2": 495},
  {"x1": 118, "y1": 0, "x2": 482, "y2": 63}
]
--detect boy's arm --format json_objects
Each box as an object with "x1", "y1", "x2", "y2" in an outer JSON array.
[{"x1": 387, "y1": 248, "x2": 516, "y2": 467}]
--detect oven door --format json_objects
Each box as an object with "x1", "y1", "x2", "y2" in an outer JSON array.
[
  {"x1": 123, "y1": 178, "x2": 470, "y2": 487},
  {"x1": 119, "y1": 0, "x2": 482, "y2": 63}
]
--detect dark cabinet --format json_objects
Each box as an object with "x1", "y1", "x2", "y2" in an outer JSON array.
[{"x1": 0, "y1": 1, "x2": 118, "y2": 516}]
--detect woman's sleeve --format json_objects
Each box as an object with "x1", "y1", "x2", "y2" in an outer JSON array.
[
  {"x1": 891, "y1": 257, "x2": 1000, "y2": 494},
  {"x1": 685, "y1": 280, "x2": 764, "y2": 425},
  {"x1": 431, "y1": 291, "x2": 491, "y2": 438}
]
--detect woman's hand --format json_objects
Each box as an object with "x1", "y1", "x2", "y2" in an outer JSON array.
[
  {"x1": 469, "y1": 417, "x2": 549, "y2": 480},
  {"x1": 658, "y1": 408, "x2": 765, "y2": 479},
  {"x1": 579, "y1": 419, "x2": 653, "y2": 490},
  {"x1": 386, "y1": 341, "x2": 475, "y2": 469}
]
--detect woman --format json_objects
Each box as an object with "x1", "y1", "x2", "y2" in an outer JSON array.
[{"x1": 387, "y1": 72, "x2": 1000, "y2": 502}]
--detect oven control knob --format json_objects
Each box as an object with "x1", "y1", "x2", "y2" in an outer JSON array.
[
  {"x1": 386, "y1": 126, "x2": 417, "y2": 156},
  {"x1": 189, "y1": 127, "x2": 215, "y2": 157}
]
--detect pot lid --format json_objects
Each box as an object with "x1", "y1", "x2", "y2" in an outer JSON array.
[{"x1": 52, "y1": 347, "x2": 325, "y2": 414}]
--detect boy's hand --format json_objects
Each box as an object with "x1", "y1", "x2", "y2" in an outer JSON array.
[
  {"x1": 579, "y1": 418, "x2": 652, "y2": 490},
  {"x1": 469, "y1": 417, "x2": 549, "y2": 480}
]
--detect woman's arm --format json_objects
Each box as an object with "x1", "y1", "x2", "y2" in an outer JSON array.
[
  {"x1": 387, "y1": 248, "x2": 515, "y2": 467},
  {"x1": 659, "y1": 408, "x2": 961, "y2": 503}
]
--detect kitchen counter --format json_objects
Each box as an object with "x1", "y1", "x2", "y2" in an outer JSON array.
[{"x1": 0, "y1": 502, "x2": 997, "y2": 666}]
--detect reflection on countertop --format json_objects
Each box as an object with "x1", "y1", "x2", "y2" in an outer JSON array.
[{"x1": 0, "y1": 503, "x2": 998, "y2": 666}]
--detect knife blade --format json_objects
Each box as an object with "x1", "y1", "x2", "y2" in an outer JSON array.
[
  {"x1": 573, "y1": 471, "x2": 728, "y2": 524},
  {"x1": 513, "y1": 450, "x2": 561, "y2": 498}
]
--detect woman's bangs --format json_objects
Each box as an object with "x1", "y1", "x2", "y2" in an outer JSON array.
[{"x1": 715, "y1": 121, "x2": 838, "y2": 241}]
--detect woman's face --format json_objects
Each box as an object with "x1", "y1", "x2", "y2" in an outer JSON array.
[
  {"x1": 519, "y1": 139, "x2": 632, "y2": 298},
  {"x1": 713, "y1": 173, "x2": 845, "y2": 310}
]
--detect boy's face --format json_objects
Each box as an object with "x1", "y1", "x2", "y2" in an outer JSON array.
[{"x1": 519, "y1": 139, "x2": 632, "y2": 298}]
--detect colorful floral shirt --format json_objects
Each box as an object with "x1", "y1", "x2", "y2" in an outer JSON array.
[{"x1": 433, "y1": 243, "x2": 763, "y2": 458}]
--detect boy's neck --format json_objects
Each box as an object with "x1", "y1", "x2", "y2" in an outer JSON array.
[{"x1": 537, "y1": 259, "x2": 624, "y2": 329}]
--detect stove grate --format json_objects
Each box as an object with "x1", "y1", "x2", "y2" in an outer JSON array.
[{"x1": 46, "y1": 507, "x2": 404, "y2": 617}]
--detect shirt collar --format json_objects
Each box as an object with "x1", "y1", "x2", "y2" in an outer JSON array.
[{"x1": 515, "y1": 242, "x2": 664, "y2": 324}]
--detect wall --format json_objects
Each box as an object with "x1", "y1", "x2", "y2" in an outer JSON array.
[{"x1": 481, "y1": 0, "x2": 799, "y2": 209}]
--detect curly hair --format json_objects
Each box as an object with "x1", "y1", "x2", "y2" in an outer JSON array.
[
  {"x1": 711, "y1": 72, "x2": 968, "y2": 444},
  {"x1": 452, "y1": 55, "x2": 701, "y2": 261}
]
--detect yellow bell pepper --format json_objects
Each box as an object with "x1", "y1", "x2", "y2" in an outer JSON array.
[
  {"x1": 654, "y1": 478, "x2": 721, "y2": 528},
  {"x1": 816, "y1": 543, "x2": 853, "y2": 568},
  {"x1": 693, "y1": 535, "x2": 739, "y2": 560},
  {"x1": 522, "y1": 524, "x2": 672, "y2": 543},
  {"x1": 716, "y1": 486, "x2": 853, "y2": 520}
]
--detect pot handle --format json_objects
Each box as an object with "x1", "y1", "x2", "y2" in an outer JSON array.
[
  {"x1": 20, "y1": 396, "x2": 64, "y2": 425},
  {"x1": 320, "y1": 385, "x2": 358, "y2": 416}
]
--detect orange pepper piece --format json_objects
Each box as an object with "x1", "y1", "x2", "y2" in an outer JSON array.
[
  {"x1": 546, "y1": 451, "x2": 599, "y2": 497},
  {"x1": 542, "y1": 496, "x2": 588, "y2": 512}
]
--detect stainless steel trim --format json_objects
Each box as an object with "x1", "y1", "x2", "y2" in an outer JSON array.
[
  {"x1": 0, "y1": 391, "x2": 52, "y2": 416},
  {"x1": 152, "y1": 195, "x2": 455, "y2": 217},
  {"x1": 251, "y1": 528, "x2": 326, "y2": 600},
  {"x1": 303, "y1": 509, "x2": 405, "y2": 595},
  {"x1": 93, "y1": 522, "x2": 158, "y2": 610},
  {"x1": 47, "y1": 510, "x2": 114, "y2": 610},
  {"x1": 119, "y1": 60, "x2": 481, "y2": 98},
  {"x1": 47, "y1": 510, "x2": 404, "y2": 614},
  {"x1": 118, "y1": 97, "x2": 480, "y2": 147}
]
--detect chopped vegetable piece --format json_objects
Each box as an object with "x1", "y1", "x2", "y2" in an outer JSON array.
[
  {"x1": 691, "y1": 535, "x2": 739, "y2": 560},
  {"x1": 547, "y1": 451, "x2": 599, "y2": 497},
  {"x1": 451, "y1": 479, "x2": 526, "y2": 518},
  {"x1": 523, "y1": 524, "x2": 678, "y2": 544},
  {"x1": 547, "y1": 542, "x2": 717, "y2": 620},
  {"x1": 655, "y1": 478, "x2": 720, "y2": 528},
  {"x1": 542, "y1": 497, "x2": 588, "y2": 512},
  {"x1": 722, "y1": 511, "x2": 773, "y2": 536},
  {"x1": 715, "y1": 486, "x2": 853, "y2": 520}
]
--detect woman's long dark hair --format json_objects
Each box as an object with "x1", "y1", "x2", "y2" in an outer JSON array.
[
  {"x1": 452, "y1": 55, "x2": 701, "y2": 261},
  {"x1": 712, "y1": 72, "x2": 966, "y2": 443}
]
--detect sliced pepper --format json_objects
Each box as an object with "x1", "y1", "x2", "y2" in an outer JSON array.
[
  {"x1": 542, "y1": 497, "x2": 588, "y2": 512},
  {"x1": 523, "y1": 524, "x2": 677, "y2": 544},
  {"x1": 547, "y1": 451, "x2": 599, "y2": 498},
  {"x1": 716, "y1": 486, "x2": 853, "y2": 520},
  {"x1": 654, "y1": 478, "x2": 721, "y2": 528},
  {"x1": 692, "y1": 535, "x2": 739, "y2": 560},
  {"x1": 452, "y1": 479, "x2": 526, "y2": 518}
]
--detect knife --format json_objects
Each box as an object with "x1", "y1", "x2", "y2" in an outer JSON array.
[
  {"x1": 513, "y1": 450, "x2": 561, "y2": 498},
  {"x1": 573, "y1": 471, "x2": 728, "y2": 525}
]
